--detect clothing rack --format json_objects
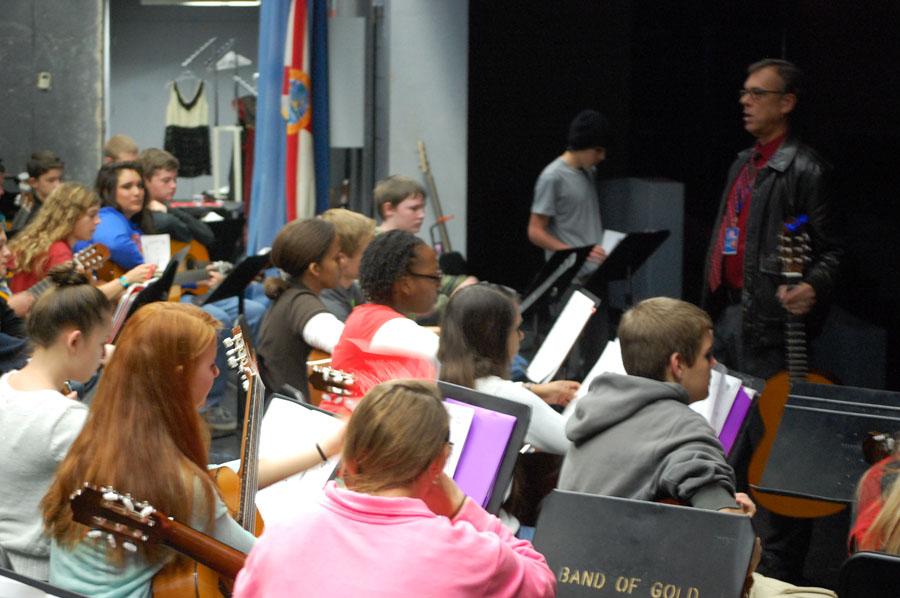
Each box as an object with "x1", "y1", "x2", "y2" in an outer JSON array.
[{"x1": 181, "y1": 37, "x2": 218, "y2": 68}]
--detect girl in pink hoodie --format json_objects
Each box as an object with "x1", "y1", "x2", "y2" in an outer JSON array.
[{"x1": 234, "y1": 379, "x2": 556, "y2": 598}]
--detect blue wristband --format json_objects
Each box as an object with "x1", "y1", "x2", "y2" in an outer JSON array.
[{"x1": 119, "y1": 276, "x2": 130, "y2": 288}]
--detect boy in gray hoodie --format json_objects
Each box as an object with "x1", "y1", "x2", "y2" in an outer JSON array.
[{"x1": 559, "y1": 297, "x2": 754, "y2": 514}]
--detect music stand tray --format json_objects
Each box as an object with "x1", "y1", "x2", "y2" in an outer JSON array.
[
  {"x1": 520, "y1": 245, "x2": 593, "y2": 315},
  {"x1": 123, "y1": 257, "x2": 181, "y2": 320},
  {"x1": 202, "y1": 253, "x2": 271, "y2": 310},
  {"x1": 583, "y1": 230, "x2": 669, "y2": 298},
  {"x1": 437, "y1": 381, "x2": 532, "y2": 515},
  {"x1": 757, "y1": 384, "x2": 900, "y2": 503}
]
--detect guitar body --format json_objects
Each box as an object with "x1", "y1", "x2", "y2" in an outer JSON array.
[
  {"x1": 152, "y1": 561, "x2": 223, "y2": 598},
  {"x1": 746, "y1": 217, "x2": 843, "y2": 518},
  {"x1": 151, "y1": 467, "x2": 263, "y2": 598},
  {"x1": 169, "y1": 240, "x2": 212, "y2": 302},
  {"x1": 748, "y1": 370, "x2": 840, "y2": 517}
]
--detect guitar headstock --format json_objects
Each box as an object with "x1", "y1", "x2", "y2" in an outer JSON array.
[
  {"x1": 223, "y1": 317, "x2": 258, "y2": 392},
  {"x1": 309, "y1": 364, "x2": 355, "y2": 396},
  {"x1": 70, "y1": 483, "x2": 163, "y2": 552},
  {"x1": 74, "y1": 243, "x2": 111, "y2": 271},
  {"x1": 779, "y1": 215, "x2": 811, "y2": 281},
  {"x1": 417, "y1": 140, "x2": 430, "y2": 174}
]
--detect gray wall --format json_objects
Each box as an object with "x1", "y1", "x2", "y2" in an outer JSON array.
[
  {"x1": 378, "y1": 0, "x2": 468, "y2": 252},
  {"x1": 0, "y1": 0, "x2": 104, "y2": 185},
  {"x1": 108, "y1": 0, "x2": 259, "y2": 198}
]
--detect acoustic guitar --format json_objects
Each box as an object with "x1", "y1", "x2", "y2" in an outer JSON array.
[
  {"x1": 416, "y1": 140, "x2": 453, "y2": 255},
  {"x1": 152, "y1": 320, "x2": 265, "y2": 596},
  {"x1": 26, "y1": 243, "x2": 110, "y2": 298},
  {"x1": 70, "y1": 484, "x2": 245, "y2": 583},
  {"x1": 748, "y1": 217, "x2": 838, "y2": 518}
]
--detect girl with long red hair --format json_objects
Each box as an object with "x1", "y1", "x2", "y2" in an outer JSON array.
[{"x1": 42, "y1": 302, "x2": 343, "y2": 596}]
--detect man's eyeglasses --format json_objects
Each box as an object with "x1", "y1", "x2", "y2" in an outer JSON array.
[
  {"x1": 407, "y1": 270, "x2": 443, "y2": 283},
  {"x1": 739, "y1": 87, "x2": 786, "y2": 101}
]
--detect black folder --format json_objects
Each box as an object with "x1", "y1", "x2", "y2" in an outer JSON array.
[
  {"x1": 437, "y1": 381, "x2": 532, "y2": 515},
  {"x1": 519, "y1": 245, "x2": 593, "y2": 315},
  {"x1": 582, "y1": 230, "x2": 669, "y2": 299},
  {"x1": 756, "y1": 383, "x2": 900, "y2": 503},
  {"x1": 534, "y1": 490, "x2": 756, "y2": 598},
  {"x1": 201, "y1": 252, "x2": 271, "y2": 312}
]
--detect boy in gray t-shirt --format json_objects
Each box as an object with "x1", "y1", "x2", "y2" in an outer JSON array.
[{"x1": 528, "y1": 109, "x2": 611, "y2": 280}]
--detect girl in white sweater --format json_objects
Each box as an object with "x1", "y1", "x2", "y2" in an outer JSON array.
[
  {"x1": 0, "y1": 268, "x2": 113, "y2": 579},
  {"x1": 437, "y1": 283, "x2": 579, "y2": 455}
]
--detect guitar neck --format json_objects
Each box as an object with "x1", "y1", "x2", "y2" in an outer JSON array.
[
  {"x1": 156, "y1": 515, "x2": 246, "y2": 579},
  {"x1": 783, "y1": 274, "x2": 808, "y2": 383},
  {"x1": 236, "y1": 369, "x2": 265, "y2": 533},
  {"x1": 417, "y1": 141, "x2": 453, "y2": 253}
]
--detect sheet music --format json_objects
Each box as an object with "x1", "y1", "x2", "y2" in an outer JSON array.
[
  {"x1": 579, "y1": 338, "x2": 625, "y2": 398},
  {"x1": 600, "y1": 229, "x2": 627, "y2": 255},
  {"x1": 690, "y1": 364, "x2": 743, "y2": 434},
  {"x1": 526, "y1": 289, "x2": 598, "y2": 384},
  {"x1": 140, "y1": 234, "x2": 172, "y2": 270},
  {"x1": 443, "y1": 401, "x2": 475, "y2": 477},
  {"x1": 559, "y1": 338, "x2": 626, "y2": 419},
  {"x1": 254, "y1": 398, "x2": 343, "y2": 525}
]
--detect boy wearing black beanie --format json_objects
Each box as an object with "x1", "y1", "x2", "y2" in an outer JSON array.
[{"x1": 527, "y1": 109, "x2": 610, "y2": 280}]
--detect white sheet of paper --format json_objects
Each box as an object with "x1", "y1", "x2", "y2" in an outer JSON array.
[
  {"x1": 254, "y1": 398, "x2": 343, "y2": 525},
  {"x1": 527, "y1": 289, "x2": 598, "y2": 384},
  {"x1": 140, "y1": 233, "x2": 171, "y2": 270},
  {"x1": 690, "y1": 364, "x2": 742, "y2": 434},
  {"x1": 600, "y1": 229, "x2": 627, "y2": 255},
  {"x1": 561, "y1": 338, "x2": 626, "y2": 419},
  {"x1": 577, "y1": 338, "x2": 625, "y2": 399},
  {"x1": 443, "y1": 401, "x2": 475, "y2": 477}
]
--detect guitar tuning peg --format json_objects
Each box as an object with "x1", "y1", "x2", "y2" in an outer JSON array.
[
  {"x1": 242, "y1": 380, "x2": 250, "y2": 391},
  {"x1": 121, "y1": 496, "x2": 135, "y2": 512},
  {"x1": 87, "y1": 529, "x2": 103, "y2": 539},
  {"x1": 227, "y1": 357, "x2": 239, "y2": 369},
  {"x1": 139, "y1": 505, "x2": 155, "y2": 518},
  {"x1": 223, "y1": 337, "x2": 235, "y2": 348},
  {"x1": 103, "y1": 491, "x2": 119, "y2": 502},
  {"x1": 123, "y1": 541, "x2": 138, "y2": 553},
  {"x1": 107, "y1": 534, "x2": 117, "y2": 548}
]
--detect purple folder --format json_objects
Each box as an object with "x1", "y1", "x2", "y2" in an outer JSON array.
[
  {"x1": 719, "y1": 387, "x2": 753, "y2": 455},
  {"x1": 445, "y1": 398, "x2": 517, "y2": 507}
]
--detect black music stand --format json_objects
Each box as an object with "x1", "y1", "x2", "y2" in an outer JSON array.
[
  {"x1": 122, "y1": 256, "x2": 181, "y2": 320},
  {"x1": 756, "y1": 383, "x2": 900, "y2": 504},
  {"x1": 437, "y1": 381, "x2": 532, "y2": 515},
  {"x1": 533, "y1": 490, "x2": 756, "y2": 598},
  {"x1": 519, "y1": 245, "x2": 593, "y2": 316},
  {"x1": 582, "y1": 229, "x2": 669, "y2": 303},
  {"x1": 839, "y1": 551, "x2": 900, "y2": 598},
  {"x1": 0, "y1": 566, "x2": 87, "y2": 597},
  {"x1": 202, "y1": 252, "x2": 271, "y2": 315}
]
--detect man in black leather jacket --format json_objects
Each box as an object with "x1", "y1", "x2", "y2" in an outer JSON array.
[
  {"x1": 702, "y1": 58, "x2": 842, "y2": 380},
  {"x1": 702, "y1": 59, "x2": 843, "y2": 586}
]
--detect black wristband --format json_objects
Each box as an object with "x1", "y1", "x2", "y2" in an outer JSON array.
[{"x1": 315, "y1": 443, "x2": 327, "y2": 462}]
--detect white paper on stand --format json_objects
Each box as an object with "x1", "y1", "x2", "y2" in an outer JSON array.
[
  {"x1": 139, "y1": 233, "x2": 172, "y2": 271},
  {"x1": 600, "y1": 229, "x2": 627, "y2": 256},
  {"x1": 690, "y1": 364, "x2": 743, "y2": 434},
  {"x1": 526, "y1": 289, "x2": 598, "y2": 384},
  {"x1": 561, "y1": 338, "x2": 626, "y2": 420},
  {"x1": 577, "y1": 338, "x2": 625, "y2": 399},
  {"x1": 443, "y1": 401, "x2": 475, "y2": 477},
  {"x1": 251, "y1": 397, "x2": 343, "y2": 525}
]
